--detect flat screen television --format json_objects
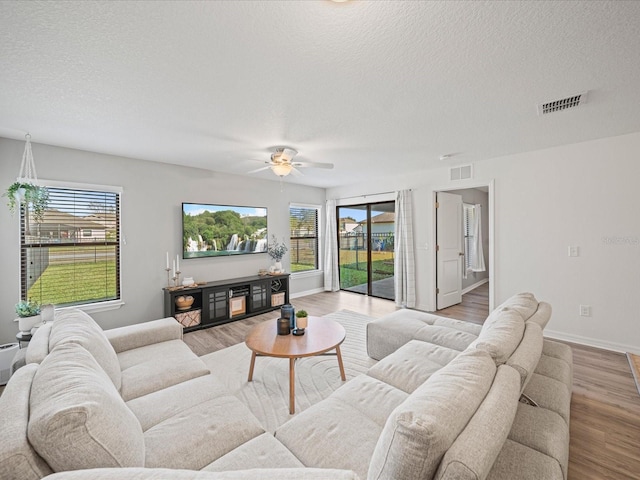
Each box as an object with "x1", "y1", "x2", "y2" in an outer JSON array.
[{"x1": 182, "y1": 203, "x2": 268, "y2": 259}]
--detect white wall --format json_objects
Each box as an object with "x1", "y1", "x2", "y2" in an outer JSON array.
[
  {"x1": 328, "y1": 132, "x2": 640, "y2": 353},
  {"x1": 0, "y1": 137, "x2": 325, "y2": 344}
]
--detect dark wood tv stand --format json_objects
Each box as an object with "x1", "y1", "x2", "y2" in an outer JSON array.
[{"x1": 163, "y1": 273, "x2": 289, "y2": 332}]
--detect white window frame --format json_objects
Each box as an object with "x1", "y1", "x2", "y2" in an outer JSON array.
[
  {"x1": 289, "y1": 203, "x2": 322, "y2": 277},
  {"x1": 21, "y1": 179, "x2": 125, "y2": 313}
]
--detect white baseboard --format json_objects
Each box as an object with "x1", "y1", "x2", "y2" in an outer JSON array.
[
  {"x1": 290, "y1": 287, "x2": 325, "y2": 299},
  {"x1": 544, "y1": 329, "x2": 640, "y2": 355},
  {"x1": 462, "y1": 278, "x2": 489, "y2": 295}
]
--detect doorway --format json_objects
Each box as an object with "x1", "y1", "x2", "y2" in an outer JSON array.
[
  {"x1": 337, "y1": 201, "x2": 395, "y2": 300},
  {"x1": 435, "y1": 185, "x2": 492, "y2": 310}
]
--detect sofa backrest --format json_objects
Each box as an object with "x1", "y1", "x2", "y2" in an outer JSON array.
[
  {"x1": 506, "y1": 321, "x2": 544, "y2": 391},
  {"x1": 0, "y1": 363, "x2": 53, "y2": 480},
  {"x1": 493, "y1": 292, "x2": 539, "y2": 321},
  {"x1": 28, "y1": 342, "x2": 145, "y2": 472},
  {"x1": 434, "y1": 364, "x2": 521, "y2": 480},
  {"x1": 527, "y1": 301, "x2": 552, "y2": 330},
  {"x1": 25, "y1": 323, "x2": 52, "y2": 365},
  {"x1": 49, "y1": 309, "x2": 122, "y2": 391},
  {"x1": 368, "y1": 349, "x2": 496, "y2": 480},
  {"x1": 472, "y1": 306, "x2": 525, "y2": 365}
]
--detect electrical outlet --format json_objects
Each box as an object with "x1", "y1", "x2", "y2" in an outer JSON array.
[
  {"x1": 568, "y1": 246, "x2": 579, "y2": 257},
  {"x1": 579, "y1": 305, "x2": 591, "y2": 317}
]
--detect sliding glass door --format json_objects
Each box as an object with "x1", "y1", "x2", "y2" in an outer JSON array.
[{"x1": 337, "y1": 201, "x2": 395, "y2": 300}]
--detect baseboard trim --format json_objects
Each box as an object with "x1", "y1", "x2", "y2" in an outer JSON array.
[
  {"x1": 290, "y1": 288, "x2": 325, "y2": 299},
  {"x1": 544, "y1": 329, "x2": 640, "y2": 355},
  {"x1": 462, "y1": 278, "x2": 489, "y2": 295}
]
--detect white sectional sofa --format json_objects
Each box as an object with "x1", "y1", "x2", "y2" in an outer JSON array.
[{"x1": 0, "y1": 293, "x2": 572, "y2": 480}]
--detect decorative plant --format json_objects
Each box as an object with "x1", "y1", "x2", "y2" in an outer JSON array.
[
  {"x1": 4, "y1": 181, "x2": 49, "y2": 222},
  {"x1": 296, "y1": 309, "x2": 308, "y2": 318},
  {"x1": 267, "y1": 235, "x2": 288, "y2": 262},
  {"x1": 15, "y1": 299, "x2": 41, "y2": 318}
]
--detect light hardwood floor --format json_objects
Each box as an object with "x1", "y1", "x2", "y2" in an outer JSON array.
[{"x1": 187, "y1": 288, "x2": 640, "y2": 480}]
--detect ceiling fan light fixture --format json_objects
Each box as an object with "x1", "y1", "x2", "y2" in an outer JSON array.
[{"x1": 272, "y1": 163, "x2": 293, "y2": 177}]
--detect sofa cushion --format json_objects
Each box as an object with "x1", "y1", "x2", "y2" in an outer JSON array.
[
  {"x1": 434, "y1": 365, "x2": 521, "y2": 480},
  {"x1": 0, "y1": 363, "x2": 53, "y2": 480},
  {"x1": 506, "y1": 321, "x2": 544, "y2": 390},
  {"x1": 25, "y1": 323, "x2": 52, "y2": 364},
  {"x1": 367, "y1": 339, "x2": 459, "y2": 393},
  {"x1": 494, "y1": 292, "x2": 539, "y2": 321},
  {"x1": 366, "y1": 309, "x2": 442, "y2": 360},
  {"x1": 535, "y1": 353, "x2": 573, "y2": 390},
  {"x1": 276, "y1": 375, "x2": 408, "y2": 479},
  {"x1": 487, "y1": 439, "x2": 563, "y2": 480},
  {"x1": 118, "y1": 339, "x2": 210, "y2": 401},
  {"x1": 432, "y1": 316, "x2": 483, "y2": 335},
  {"x1": 143, "y1": 394, "x2": 265, "y2": 470},
  {"x1": 49, "y1": 309, "x2": 122, "y2": 390},
  {"x1": 473, "y1": 307, "x2": 525, "y2": 365},
  {"x1": 28, "y1": 342, "x2": 145, "y2": 471},
  {"x1": 528, "y1": 301, "x2": 552, "y2": 329},
  {"x1": 414, "y1": 324, "x2": 478, "y2": 351},
  {"x1": 368, "y1": 349, "x2": 496, "y2": 480},
  {"x1": 203, "y1": 433, "x2": 304, "y2": 471},
  {"x1": 522, "y1": 373, "x2": 571, "y2": 425}
]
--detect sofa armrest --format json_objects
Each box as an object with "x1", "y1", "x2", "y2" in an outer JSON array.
[
  {"x1": 43, "y1": 467, "x2": 361, "y2": 479},
  {"x1": 105, "y1": 317, "x2": 183, "y2": 353}
]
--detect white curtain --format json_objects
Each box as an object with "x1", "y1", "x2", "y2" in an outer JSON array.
[
  {"x1": 394, "y1": 190, "x2": 416, "y2": 308},
  {"x1": 470, "y1": 204, "x2": 486, "y2": 272},
  {"x1": 324, "y1": 199, "x2": 340, "y2": 291}
]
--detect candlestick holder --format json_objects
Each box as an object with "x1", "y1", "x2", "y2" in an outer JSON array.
[
  {"x1": 165, "y1": 267, "x2": 172, "y2": 288},
  {"x1": 173, "y1": 270, "x2": 181, "y2": 287}
]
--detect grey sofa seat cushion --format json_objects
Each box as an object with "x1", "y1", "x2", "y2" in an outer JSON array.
[
  {"x1": 368, "y1": 349, "x2": 496, "y2": 480},
  {"x1": 487, "y1": 439, "x2": 563, "y2": 480},
  {"x1": 535, "y1": 353, "x2": 573, "y2": 390},
  {"x1": 506, "y1": 321, "x2": 544, "y2": 391},
  {"x1": 42, "y1": 467, "x2": 362, "y2": 480},
  {"x1": 143, "y1": 394, "x2": 265, "y2": 470},
  {"x1": 0, "y1": 363, "x2": 53, "y2": 480},
  {"x1": 522, "y1": 373, "x2": 571, "y2": 425},
  {"x1": 28, "y1": 343, "x2": 145, "y2": 472},
  {"x1": 432, "y1": 316, "x2": 482, "y2": 335},
  {"x1": 508, "y1": 403, "x2": 570, "y2": 479},
  {"x1": 276, "y1": 375, "x2": 408, "y2": 479},
  {"x1": 542, "y1": 340, "x2": 574, "y2": 379},
  {"x1": 126, "y1": 373, "x2": 229, "y2": 431},
  {"x1": 49, "y1": 309, "x2": 123, "y2": 390},
  {"x1": 118, "y1": 339, "x2": 210, "y2": 401},
  {"x1": 473, "y1": 307, "x2": 525, "y2": 365},
  {"x1": 204, "y1": 433, "x2": 304, "y2": 472},
  {"x1": 434, "y1": 365, "x2": 521, "y2": 480},
  {"x1": 366, "y1": 309, "x2": 442, "y2": 360},
  {"x1": 414, "y1": 324, "x2": 478, "y2": 351},
  {"x1": 367, "y1": 340, "x2": 459, "y2": 393}
]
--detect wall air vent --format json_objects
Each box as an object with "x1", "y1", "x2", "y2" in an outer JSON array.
[
  {"x1": 537, "y1": 91, "x2": 588, "y2": 115},
  {"x1": 450, "y1": 164, "x2": 473, "y2": 181}
]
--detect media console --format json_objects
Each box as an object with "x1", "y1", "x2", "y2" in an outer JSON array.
[{"x1": 163, "y1": 273, "x2": 290, "y2": 332}]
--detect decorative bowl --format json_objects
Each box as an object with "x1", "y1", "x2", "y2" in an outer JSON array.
[{"x1": 175, "y1": 295, "x2": 194, "y2": 310}]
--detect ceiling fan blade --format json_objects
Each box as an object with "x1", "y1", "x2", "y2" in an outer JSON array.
[
  {"x1": 247, "y1": 166, "x2": 272, "y2": 174},
  {"x1": 292, "y1": 161, "x2": 334, "y2": 169},
  {"x1": 290, "y1": 167, "x2": 304, "y2": 176}
]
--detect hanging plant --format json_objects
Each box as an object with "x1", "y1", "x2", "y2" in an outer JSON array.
[{"x1": 4, "y1": 181, "x2": 49, "y2": 222}]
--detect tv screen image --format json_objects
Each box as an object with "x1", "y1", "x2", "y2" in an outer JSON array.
[{"x1": 182, "y1": 203, "x2": 268, "y2": 258}]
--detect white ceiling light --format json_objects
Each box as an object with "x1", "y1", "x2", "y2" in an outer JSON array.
[{"x1": 271, "y1": 162, "x2": 293, "y2": 177}]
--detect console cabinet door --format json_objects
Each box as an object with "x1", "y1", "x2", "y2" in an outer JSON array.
[
  {"x1": 203, "y1": 287, "x2": 228, "y2": 325},
  {"x1": 250, "y1": 281, "x2": 269, "y2": 312}
]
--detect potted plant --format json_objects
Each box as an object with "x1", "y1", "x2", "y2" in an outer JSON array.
[
  {"x1": 14, "y1": 299, "x2": 42, "y2": 333},
  {"x1": 267, "y1": 235, "x2": 288, "y2": 273},
  {"x1": 4, "y1": 181, "x2": 49, "y2": 222},
  {"x1": 295, "y1": 309, "x2": 309, "y2": 329}
]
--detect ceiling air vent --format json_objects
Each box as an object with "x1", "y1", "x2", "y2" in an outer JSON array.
[
  {"x1": 450, "y1": 164, "x2": 473, "y2": 181},
  {"x1": 537, "y1": 91, "x2": 588, "y2": 115}
]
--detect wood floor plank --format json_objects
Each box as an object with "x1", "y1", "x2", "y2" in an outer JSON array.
[{"x1": 182, "y1": 286, "x2": 640, "y2": 480}]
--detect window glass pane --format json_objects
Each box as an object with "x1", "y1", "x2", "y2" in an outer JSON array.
[
  {"x1": 21, "y1": 186, "x2": 120, "y2": 307},
  {"x1": 290, "y1": 206, "x2": 319, "y2": 272}
]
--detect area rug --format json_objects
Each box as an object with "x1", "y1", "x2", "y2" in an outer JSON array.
[
  {"x1": 627, "y1": 353, "x2": 640, "y2": 396},
  {"x1": 200, "y1": 310, "x2": 377, "y2": 432}
]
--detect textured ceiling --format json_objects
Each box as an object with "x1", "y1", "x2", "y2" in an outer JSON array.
[{"x1": 1, "y1": 1, "x2": 640, "y2": 188}]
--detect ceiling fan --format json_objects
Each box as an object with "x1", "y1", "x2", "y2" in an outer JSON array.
[{"x1": 248, "y1": 147, "x2": 333, "y2": 178}]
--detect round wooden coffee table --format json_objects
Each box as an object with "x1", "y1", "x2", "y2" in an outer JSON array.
[{"x1": 245, "y1": 316, "x2": 346, "y2": 414}]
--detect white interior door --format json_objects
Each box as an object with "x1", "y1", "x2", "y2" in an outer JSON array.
[{"x1": 436, "y1": 192, "x2": 463, "y2": 309}]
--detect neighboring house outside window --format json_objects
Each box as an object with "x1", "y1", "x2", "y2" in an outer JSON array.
[
  {"x1": 289, "y1": 204, "x2": 321, "y2": 273},
  {"x1": 20, "y1": 181, "x2": 122, "y2": 309}
]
